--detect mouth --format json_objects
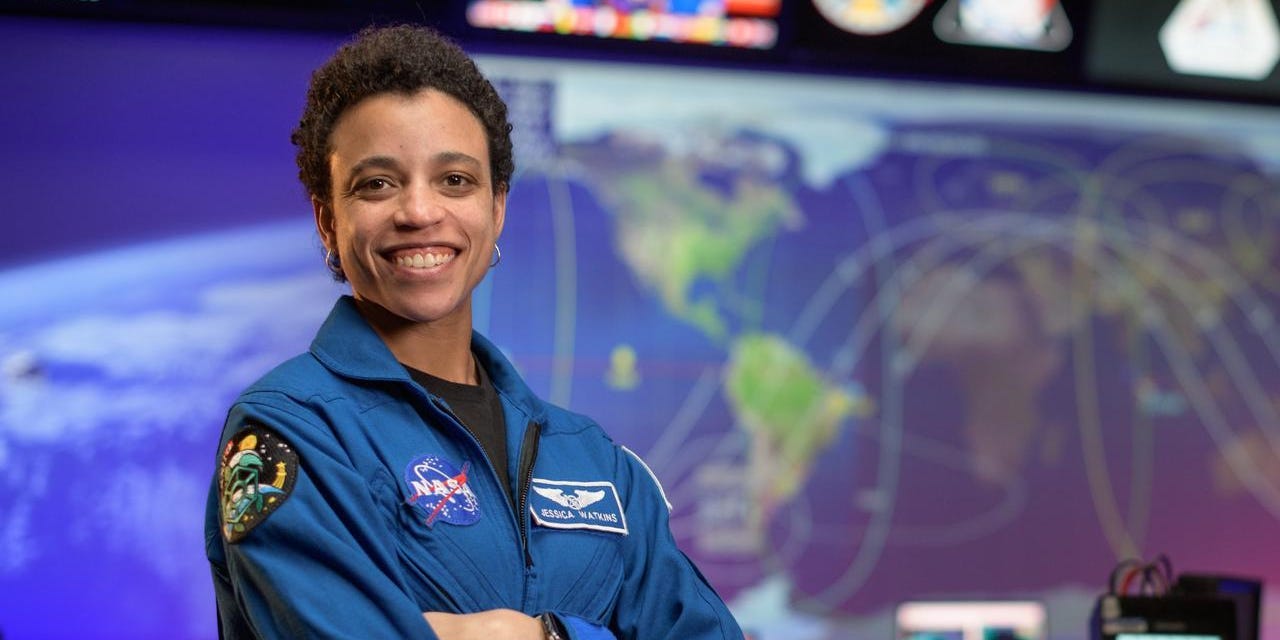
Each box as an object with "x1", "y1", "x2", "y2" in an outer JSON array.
[{"x1": 388, "y1": 247, "x2": 458, "y2": 270}]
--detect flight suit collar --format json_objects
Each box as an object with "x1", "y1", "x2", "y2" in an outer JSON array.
[{"x1": 309, "y1": 296, "x2": 548, "y2": 424}]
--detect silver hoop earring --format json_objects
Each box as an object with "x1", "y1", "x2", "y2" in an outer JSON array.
[
  {"x1": 325, "y1": 248, "x2": 343, "y2": 279},
  {"x1": 489, "y1": 243, "x2": 502, "y2": 268}
]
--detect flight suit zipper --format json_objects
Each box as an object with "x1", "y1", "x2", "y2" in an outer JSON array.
[{"x1": 516, "y1": 421, "x2": 541, "y2": 568}]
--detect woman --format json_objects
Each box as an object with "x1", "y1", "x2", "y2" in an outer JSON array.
[{"x1": 204, "y1": 23, "x2": 744, "y2": 640}]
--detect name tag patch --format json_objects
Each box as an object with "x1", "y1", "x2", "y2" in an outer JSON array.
[{"x1": 529, "y1": 478, "x2": 628, "y2": 535}]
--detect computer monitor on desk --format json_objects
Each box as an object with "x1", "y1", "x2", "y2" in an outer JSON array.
[
  {"x1": 895, "y1": 600, "x2": 1048, "y2": 640},
  {"x1": 1114, "y1": 635, "x2": 1224, "y2": 640}
]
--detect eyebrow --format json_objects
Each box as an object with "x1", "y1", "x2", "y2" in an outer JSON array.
[
  {"x1": 433, "y1": 151, "x2": 484, "y2": 170},
  {"x1": 345, "y1": 155, "x2": 401, "y2": 182}
]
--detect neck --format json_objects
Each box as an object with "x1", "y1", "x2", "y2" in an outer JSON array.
[{"x1": 352, "y1": 298, "x2": 477, "y2": 385}]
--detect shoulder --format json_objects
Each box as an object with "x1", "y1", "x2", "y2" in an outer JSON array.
[
  {"x1": 540, "y1": 402, "x2": 612, "y2": 441},
  {"x1": 240, "y1": 352, "x2": 333, "y2": 399},
  {"x1": 536, "y1": 403, "x2": 672, "y2": 509},
  {"x1": 233, "y1": 350, "x2": 392, "y2": 417},
  {"x1": 220, "y1": 352, "x2": 351, "y2": 447}
]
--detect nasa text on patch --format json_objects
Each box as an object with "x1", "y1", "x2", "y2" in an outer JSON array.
[{"x1": 528, "y1": 478, "x2": 628, "y2": 535}]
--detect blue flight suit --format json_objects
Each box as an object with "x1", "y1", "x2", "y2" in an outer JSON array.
[{"x1": 205, "y1": 295, "x2": 743, "y2": 639}]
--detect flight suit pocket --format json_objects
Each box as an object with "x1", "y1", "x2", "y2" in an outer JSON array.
[{"x1": 530, "y1": 526, "x2": 624, "y2": 622}]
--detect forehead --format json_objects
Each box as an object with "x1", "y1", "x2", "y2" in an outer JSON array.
[{"x1": 328, "y1": 89, "x2": 489, "y2": 166}]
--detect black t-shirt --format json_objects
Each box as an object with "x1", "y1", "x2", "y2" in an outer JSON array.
[{"x1": 406, "y1": 360, "x2": 512, "y2": 506}]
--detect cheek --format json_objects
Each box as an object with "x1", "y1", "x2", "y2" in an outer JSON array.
[
  {"x1": 335, "y1": 215, "x2": 375, "y2": 251},
  {"x1": 473, "y1": 207, "x2": 502, "y2": 242}
]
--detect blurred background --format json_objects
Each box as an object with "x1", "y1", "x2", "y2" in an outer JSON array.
[{"x1": 0, "y1": 1, "x2": 1278, "y2": 638}]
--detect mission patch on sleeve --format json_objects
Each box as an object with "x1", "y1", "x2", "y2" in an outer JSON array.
[{"x1": 219, "y1": 423, "x2": 298, "y2": 543}]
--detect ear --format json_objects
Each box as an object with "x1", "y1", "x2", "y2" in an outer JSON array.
[
  {"x1": 313, "y1": 197, "x2": 336, "y2": 252},
  {"x1": 492, "y1": 187, "x2": 507, "y2": 241}
]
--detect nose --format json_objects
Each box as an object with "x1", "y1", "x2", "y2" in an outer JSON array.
[{"x1": 394, "y1": 182, "x2": 445, "y2": 229}]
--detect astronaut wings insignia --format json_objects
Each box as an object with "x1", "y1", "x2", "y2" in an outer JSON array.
[
  {"x1": 528, "y1": 478, "x2": 629, "y2": 535},
  {"x1": 533, "y1": 486, "x2": 607, "y2": 510}
]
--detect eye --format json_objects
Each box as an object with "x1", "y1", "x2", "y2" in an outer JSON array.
[
  {"x1": 346, "y1": 176, "x2": 396, "y2": 200},
  {"x1": 441, "y1": 173, "x2": 480, "y2": 195}
]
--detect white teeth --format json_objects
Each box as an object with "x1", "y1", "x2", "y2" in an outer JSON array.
[{"x1": 396, "y1": 252, "x2": 454, "y2": 269}]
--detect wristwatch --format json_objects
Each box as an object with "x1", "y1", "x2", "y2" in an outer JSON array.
[{"x1": 537, "y1": 612, "x2": 568, "y2": 640}]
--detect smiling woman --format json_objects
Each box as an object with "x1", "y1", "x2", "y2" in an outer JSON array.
[
  {"x1": 203, "y1": 23, "x2": 744, "y2": 640},
  {"x1": 317, "y1": 88, "x2": 507, "y2": 383}
]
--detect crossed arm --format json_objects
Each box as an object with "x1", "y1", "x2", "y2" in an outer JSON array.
[{"x1": 423, "y1": 610, "x2": 542, "y2": 639}]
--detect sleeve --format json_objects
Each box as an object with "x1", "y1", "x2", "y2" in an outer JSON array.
[
  {"x1": 607, "y1": 446, "x2": 745, "y2": 640},
  {"x1": 558, "y1": 612, "x2": 620, "y2": 640},
  {"x1": 206, "y1": 397, "x2": 439, "y2": 640}
]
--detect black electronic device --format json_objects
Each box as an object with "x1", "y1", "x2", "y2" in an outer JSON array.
[
  {"x1": 1091, "y1": 594, "x2": 1238, "y2": 640},
  {"x1": 1173, "y1": 574, "x2": 1263, "y2": 640}
]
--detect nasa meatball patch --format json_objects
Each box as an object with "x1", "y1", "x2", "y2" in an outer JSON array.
[
  {"x1": 404, "y1": 454, "x2": 482, "y2": 527},
  {"x1": 219, "y1": 424, "x2": 298, "y2": 543},
  {"x1": 529, "y1": 478, "x2": 628, "y2": 535}
]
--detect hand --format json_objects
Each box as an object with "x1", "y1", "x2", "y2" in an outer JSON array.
[{"x1": 423, "y1": 609, "x2": 543, "y2": 640}]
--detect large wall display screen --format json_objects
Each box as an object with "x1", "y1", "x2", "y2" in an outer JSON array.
[{"x1": 1, "y1": 17, "x2": 1279, "y2": 640}]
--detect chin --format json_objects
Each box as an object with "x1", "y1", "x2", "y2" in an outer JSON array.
[
  {"x1": 354, "y1": 291, "x2": 467, "y2": 327},
  {"x1": 390, "y1": 298, "x2": 468, "y2": 325}
]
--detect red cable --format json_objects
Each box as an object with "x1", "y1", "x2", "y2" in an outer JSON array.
[{"x1": 1119, "y1": 565, "x2": 1142, "y2": 594}]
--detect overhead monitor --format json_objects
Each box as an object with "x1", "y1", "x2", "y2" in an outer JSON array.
[
  {"x1": 465, "y1": 0, "x2": 782, "y2": 50},
  {"x1": 932, "y1": 0, "x2": 1073, "y2": 52},
  {"x1": 1087, "y1": 0, "x2": 1280, "y2": 102},
  {"x1": 811, "y1": 0, "x2": 931, "y2": 36}
]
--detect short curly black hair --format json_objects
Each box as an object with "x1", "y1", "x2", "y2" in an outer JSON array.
[{"x1": 292, "y1": 24, "x2": 515, "y2": 206}]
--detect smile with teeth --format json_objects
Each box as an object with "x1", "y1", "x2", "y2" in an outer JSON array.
[{"x1": 393, "y1": 250, "x2": 456, "y2": 269}]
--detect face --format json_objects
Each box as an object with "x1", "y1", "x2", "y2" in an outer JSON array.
[{"x1": 315, "y1": 89, "x2": 506, "y2": 329}]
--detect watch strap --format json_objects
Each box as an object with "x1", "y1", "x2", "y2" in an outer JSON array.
[{"x1": 538, "y1": 612, "x2": 568, "y2": 640}]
